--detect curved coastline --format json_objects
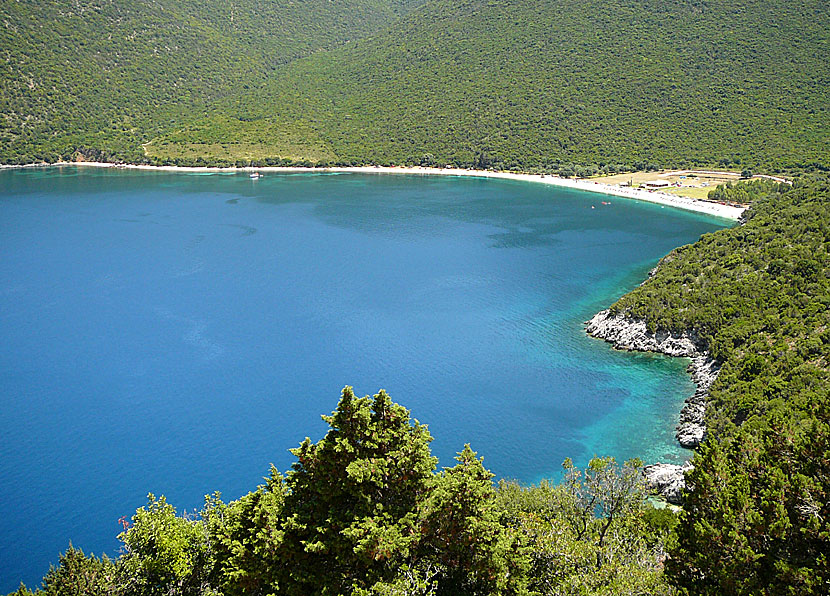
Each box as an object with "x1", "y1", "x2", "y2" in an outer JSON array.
[
  {"x1": 0, "y1": 161, "x2": 747, "y2": 221},
  {"x1": 585, "y1": 309, "x2": 719, "y2": 449},
  {"x1": 3, "y1": 160, "x2": 735, "y2": 503},
  {"x1": 585, "y1": 309, "x2": 721, "y2": 502}
]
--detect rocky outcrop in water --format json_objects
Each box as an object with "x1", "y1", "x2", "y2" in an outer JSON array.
[
  {"x1": 643, "y1": 462, "x2": 693, "y2": 505},
  {"x1": 585, "y1": 309, "x2": 720, "y2": 449}
]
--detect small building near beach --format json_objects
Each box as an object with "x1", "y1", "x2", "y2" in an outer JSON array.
[{"x1": 641, "y1": 180, "x2": 672, "y2": 189}]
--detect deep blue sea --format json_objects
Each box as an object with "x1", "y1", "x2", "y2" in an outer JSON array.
[{"x1": 0, "y1": 167, "x2": 727, "y2": 590}]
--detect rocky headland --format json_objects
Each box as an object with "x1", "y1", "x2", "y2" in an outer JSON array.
[{"x1": 585, "y1": 309, "x2": 721, "y2": 502}]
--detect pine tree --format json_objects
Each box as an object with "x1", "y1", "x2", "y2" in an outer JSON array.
[
  {"x1": 423, "y1": 445, "x2": 529, "y2": 596},
  {"x1": 205, "y1": 468, "x2": 287, "y2": 596},
  {"x1": 276, "y1": 387, "x2": 437, "y2": 595},
  {"x1": 667, "y1": 399, "x2": 830, "y2": 595}
]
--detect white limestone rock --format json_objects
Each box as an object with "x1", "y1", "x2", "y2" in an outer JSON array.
[{"x1": 643, "y1": 462, "x2": 694, "y2": 505}]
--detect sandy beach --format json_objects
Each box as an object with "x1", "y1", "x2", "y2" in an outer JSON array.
[{"x1": 3, "y1": 162, "x2": 747, "y2": 220}]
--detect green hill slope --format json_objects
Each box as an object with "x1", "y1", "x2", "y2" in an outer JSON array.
[
  {"x1": 609, "y1": 177, "x2": 830, "y2": 593},
  {"x1": 150, "y1": 0, "x2": 830, "y2": 171},
  {"x1": 0, "y1": 0, "x2": 421, "y2": 163}
]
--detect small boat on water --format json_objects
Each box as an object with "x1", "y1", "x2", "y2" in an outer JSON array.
[{"x1": 250, "y1": 172, "x2": 262, "y2": 179}]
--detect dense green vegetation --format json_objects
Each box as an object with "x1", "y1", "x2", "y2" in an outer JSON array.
[
  {"x1": 4, "y1": 0, "x2": 830, "y2": 590},
  {"x1": 10, "y1": 388, "x2": 678, "y2": 596},
  {"x1": 0, "y1": 0, "x2": 421, "y2": 163},
  {"x1": 614, "y1": 178, "x2": 829, "y2": 437},
  {"x1": 610, "y1": 178, "x2": 830, "y2": 594},
  {"x1": 2, "y1": 1, "x2": 828, "y2": 172},
  {"x1": 147, "y1": 0, "x2": 830, "y2": 173}
]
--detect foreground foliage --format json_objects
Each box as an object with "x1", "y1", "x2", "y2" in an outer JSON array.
[{"x1": 14, "y1": 388, "x2": 675, "y2": 596}]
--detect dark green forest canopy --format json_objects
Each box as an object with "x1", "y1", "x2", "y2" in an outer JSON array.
[
  {"x1": 2, "y1": 0, "x2": 829, "y2": 170},
  {"x1": 148, "y1": 0, "x2": 830, "y2": 172},
  {"x1": 0, "y1": 0, "x2": 423, "y2": 163},
  {"x1": 612, "y1": 178, "x2": 830, "y2": 437}
]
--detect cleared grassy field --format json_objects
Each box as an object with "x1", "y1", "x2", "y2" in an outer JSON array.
[
  {"x1": 662, "y1": 186, "x2": 720, "y2": 200},
  {"x1": 144, "y1": 116, "x2": 335, "y2": 163},
  {"x1": 592, "y1": 170, "x2": 751, "y2": 202}
]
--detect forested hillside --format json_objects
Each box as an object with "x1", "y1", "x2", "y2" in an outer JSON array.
[
  {"x1": 0, "y1": 0, "x2": 422, "y2": 163},
  {"x1": 2, "y1": 0, "x2": 827, "y2": 170},
  {"x1": 148, "y1": 0, "x2": 830, "y2": 172},
  {"x1": 611, "y1": 177, "x2": 830, "y2": 594},
  {"x1": 614, "y1": 178, "x2": 829, "y2": 438}
]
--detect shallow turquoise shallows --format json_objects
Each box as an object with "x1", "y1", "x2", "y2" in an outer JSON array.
[{"x1": 0, "y1": 167, "x2": 727, "y2": 589}]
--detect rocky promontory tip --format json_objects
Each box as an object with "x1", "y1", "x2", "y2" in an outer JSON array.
[
  {"x1": 585, "y1": 309, "x2": 699, "y2": 357},
  {"x1": 586, "y1": 309, "x2": 720, "y2": 503}
]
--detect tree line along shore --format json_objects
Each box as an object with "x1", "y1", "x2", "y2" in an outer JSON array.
[{"x1": 1, "y1": 161, "x2": 749, "y2": 220}]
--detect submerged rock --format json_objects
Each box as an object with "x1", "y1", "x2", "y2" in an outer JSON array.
[
  {"x1": 585, "y1": 310, "x2": 720, "y2": 449},
  {"x1": 644, "y1": 462, "x2": 693, "y2": 505}
]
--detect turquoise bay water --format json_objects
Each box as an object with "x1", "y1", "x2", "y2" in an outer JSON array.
[{"x1": 0, "y1": 168, "x2": 726, "y2": 589}]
